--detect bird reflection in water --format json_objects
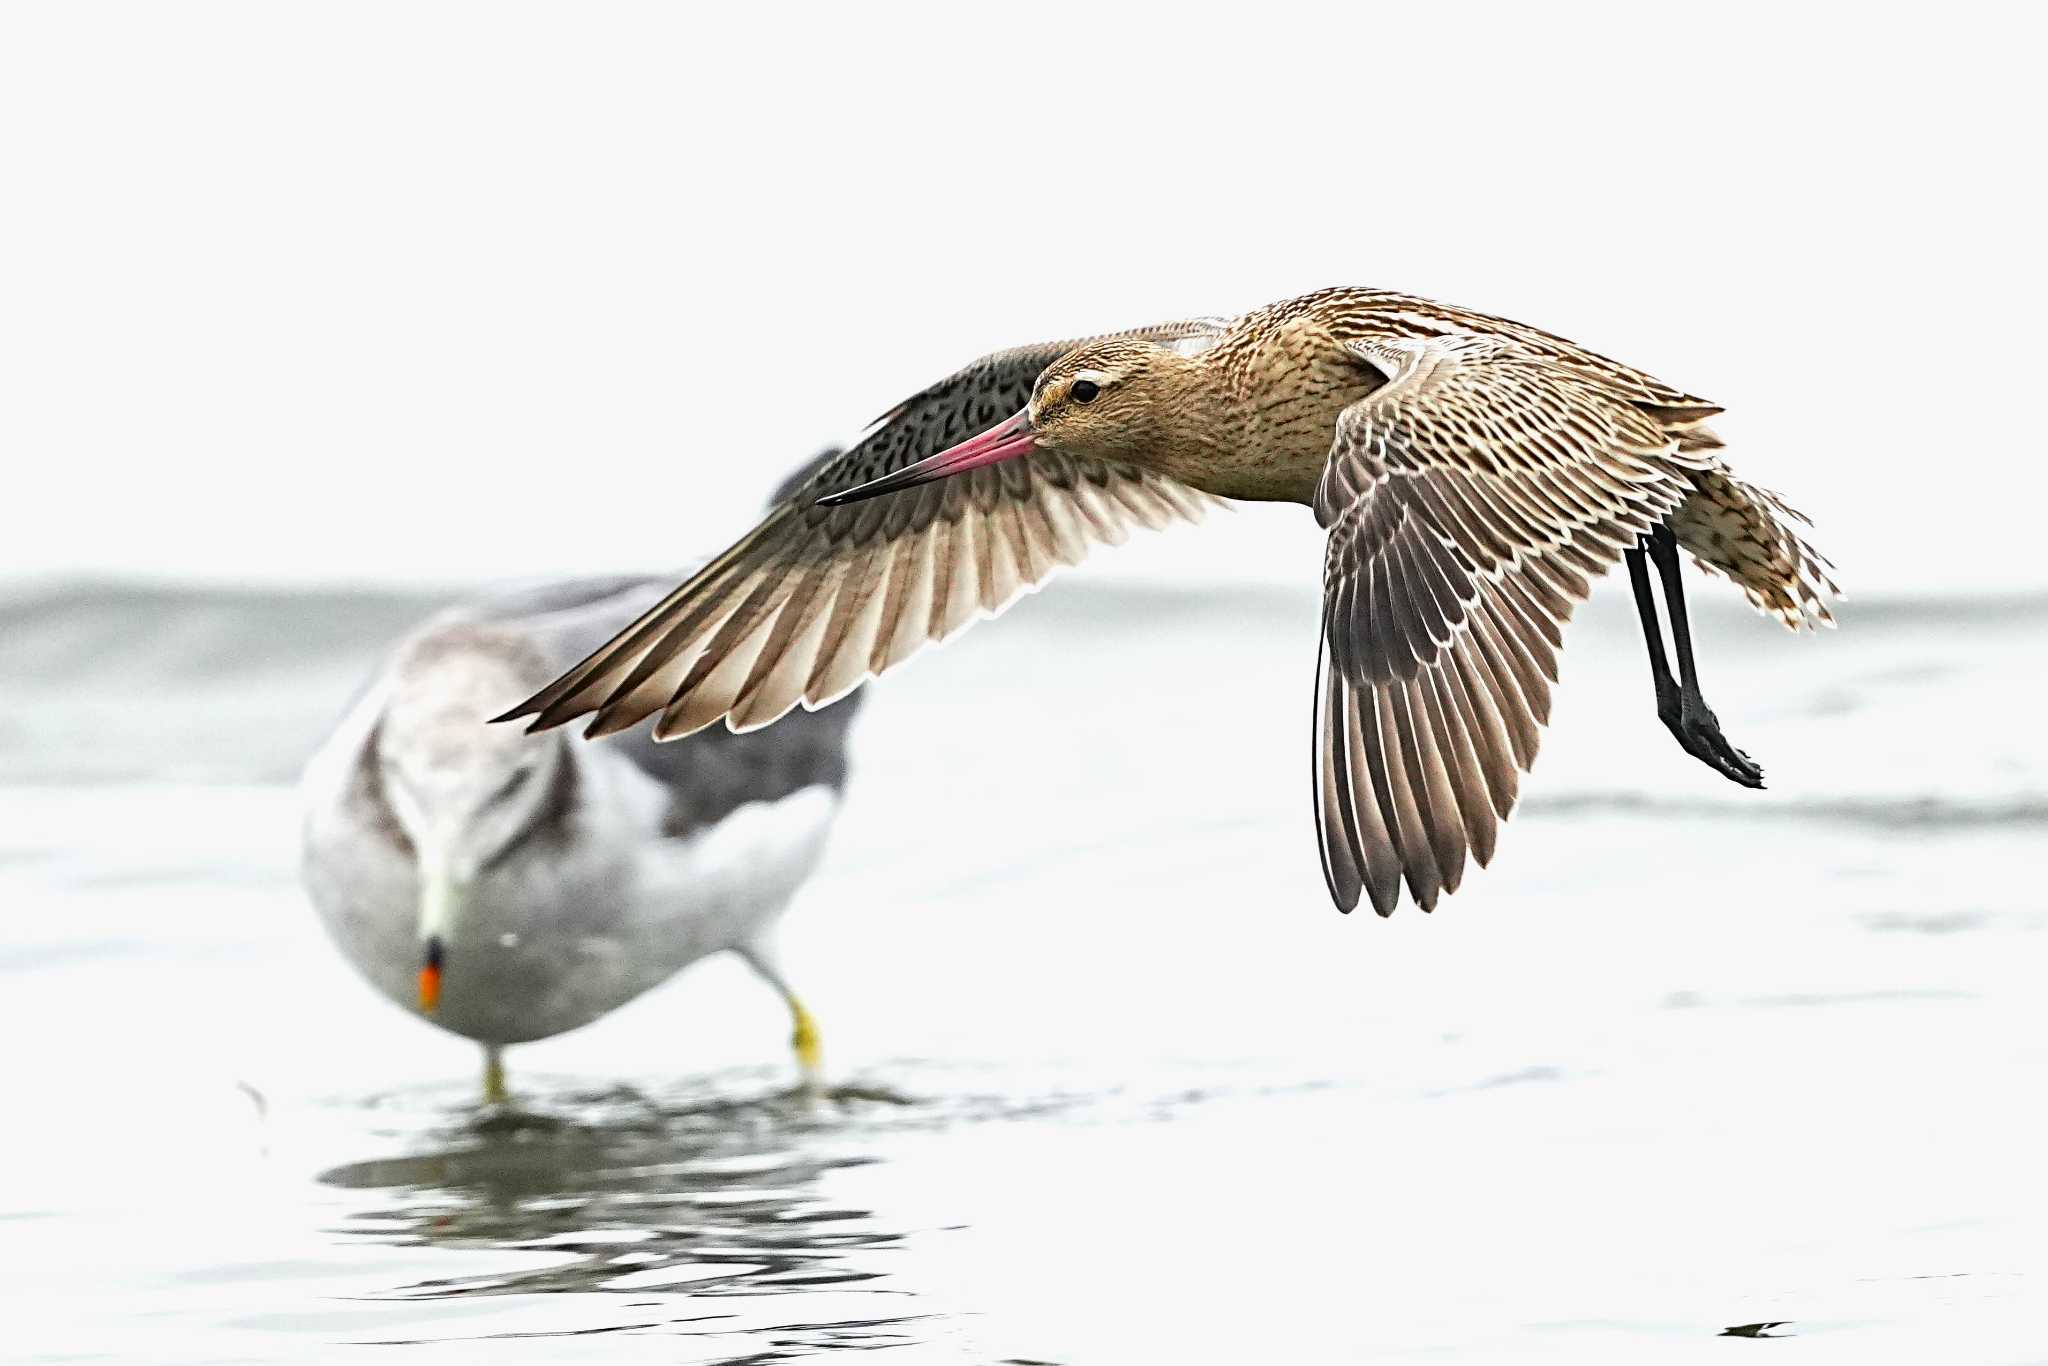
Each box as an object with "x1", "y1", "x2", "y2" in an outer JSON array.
[{"x1": 317, "y1": 1086, "x2": 925, "y2": 1349}]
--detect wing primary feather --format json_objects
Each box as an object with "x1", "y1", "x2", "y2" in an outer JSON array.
[
  {"x1": 652, "y1": 600, "x2": 789, "y2": 741},
  {"x1": 664, "y1": 565, "x2": 800, "y2": 706},
  {"x1": 1463, "y1": 595, "x2": 1545, "y2": 769},
  {"x1": 1421, "y1": 668, "x2": 1495, "y2": 868},
  {"x1": 1374, "y1": 684, "x2": 1442, "y2": 909},
  {"x1": 1312, "y1": 635, "x2": 1365, "y2": 913},
  {"x1": 878, "y1": 529, "x2": 939, "y2": 671},
  {"x1": 1473, "y1": 589, "x2": 1555, "y2": 726},
  {"x1": 804, "y1": 556, "x2": 888, "y2": 700},
  {"x1": 1395, "y1": 676, "x2": 1467, "y2": 893},
  {"x1": 1340, "y1": 673, "x2": 1403, "y2": 915},
  {"x1": 1383, "y1": 531, "x2": 1440, "y2": 674},
  {"x1": 940, "y1": 512, "x2": 985, "y2": 637},
  {"x1": 1444, "y1": 642, "x2": 1520, "y2": 821},
  {"x1": 729, "y1": 559, "x2": 849, "y2": 731}
]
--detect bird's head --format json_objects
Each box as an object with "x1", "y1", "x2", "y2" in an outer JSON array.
[
  {"x1": 1023, "y1": 338, "x2": 1195, "y2": 463},
  {"x1": 816, "y1": 338, "x2": 1206, "y2": 507},
  {"x1": 375, "y1": 628, "x2": 566, "y2": 1014}
]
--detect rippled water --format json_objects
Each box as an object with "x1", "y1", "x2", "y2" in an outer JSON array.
[{"x1": 4, "y1": 580, "x2": 2045, "y2": 1361}]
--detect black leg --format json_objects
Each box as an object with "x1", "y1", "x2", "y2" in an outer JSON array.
[
  {"x1": 1625, "y1": 542, "x2": 1680, "y2": 718},
  {"x1": 1644, "y1": 526, "x2": 1765, "y2": 788}
]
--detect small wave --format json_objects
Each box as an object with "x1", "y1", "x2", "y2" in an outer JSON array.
[{"x1": 1525, "y1": 792, "x2": 2048, "y2": 831}]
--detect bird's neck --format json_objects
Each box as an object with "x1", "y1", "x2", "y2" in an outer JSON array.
[{"x1": 1148, "y1": 332, "x2": 1374, "y2": 505}]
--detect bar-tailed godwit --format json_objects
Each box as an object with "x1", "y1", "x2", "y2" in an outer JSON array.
[{"x1": 503, "y1": 289, "x2": 1834, "y2": 915}]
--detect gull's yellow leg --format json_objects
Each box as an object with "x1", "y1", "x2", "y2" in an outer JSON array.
[
  {"x1": 482, "y1": 1046, "x2": 509, "y2": 1105},
  {"x1": 737, "y1": 945, "x2": 823, "y2": 1096},
  {"x1": 788, "y1": 996, "x2": 823, "y2": 1090}
]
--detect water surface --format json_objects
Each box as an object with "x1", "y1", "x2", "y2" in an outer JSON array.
[{"x1": 3, "y1": 581, "x2": 2044, "y2": 1362}]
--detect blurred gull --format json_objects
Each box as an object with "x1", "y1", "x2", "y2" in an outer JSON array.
[{"x1": 300, "y1": 469, "x2": 862, "y2": 1103}]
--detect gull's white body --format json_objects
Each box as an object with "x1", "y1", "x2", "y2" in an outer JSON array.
[{"x1": 299, "y1": 569, "x2": 860, "y2": 1084}]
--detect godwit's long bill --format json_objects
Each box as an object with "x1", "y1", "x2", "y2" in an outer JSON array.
[{"x1": 503, "y1": 289, "x2": 1836, "y2": 915}]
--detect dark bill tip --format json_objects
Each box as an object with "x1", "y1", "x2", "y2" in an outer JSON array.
[
  {"x1": 815, "y1": 408, "x2": 1035, "y2": 508},
  {"x1": 417, "y1": 936, "x2": 446, "y2": 1013}
]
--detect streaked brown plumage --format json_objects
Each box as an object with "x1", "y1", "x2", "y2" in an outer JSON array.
[{"x1": 505, "y1": 287, "x2": 1836, "y2": 915}]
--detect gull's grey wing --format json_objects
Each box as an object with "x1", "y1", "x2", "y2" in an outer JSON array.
[
  {"x1": 607, "y1": 688, "x2": 861, "y2": 839},
  {"x1": 1313, "y1": 333, "x2": 1710, "y2": 916},
  {"x1": 501, "y1": 320, "x2": 1228, "y2": 743}
]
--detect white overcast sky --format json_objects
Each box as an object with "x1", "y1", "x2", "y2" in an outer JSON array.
[{"x1": 3, "y1": 3, "x2": 2040, "y2": 596}]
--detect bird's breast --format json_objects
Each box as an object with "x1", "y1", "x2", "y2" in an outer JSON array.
[{"x1": 1174, "y1": 351, "x2": 1375, "y2": 505}]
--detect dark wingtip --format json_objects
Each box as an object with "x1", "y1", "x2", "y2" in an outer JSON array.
[
  {"x1": 525, "y1": 684, "x2": 617, "y2": 735},
  {"x1": 582, "y1": 707, "x2": 648, "y2": 741},
  {"x1": 1318, "y1": 849, "x2": 1362, "y2": 915},
  {"x1": 510, "y1": 699, "x2": 581, "y2": 735},
  {"x1": 1359, "y1": 861, "x2": 1404, "y2": 917}
]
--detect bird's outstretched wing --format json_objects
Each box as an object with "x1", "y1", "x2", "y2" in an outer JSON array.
[
  {"x1": 1314, "y1": 333, "x2": 1712, "y2": 915},
  {"x1": 503, "y1": 321, "x2": 1224, "y2": 740}
]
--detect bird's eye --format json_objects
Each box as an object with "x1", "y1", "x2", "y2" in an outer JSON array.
[{"x1": 1070, "y1": 379, "x2": 1100, "y2": 404}]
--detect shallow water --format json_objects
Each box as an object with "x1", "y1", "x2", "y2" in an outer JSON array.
[{"x1": 3, "y1": 580, "x2": 2045, "y2": 1362}]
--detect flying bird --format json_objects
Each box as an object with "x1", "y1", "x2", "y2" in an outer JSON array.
[
  {"x1": 501, "y1": 289, "x2": 1834, "y2": 916},
  {"x1": 304, "y1": 469, "x2": 861, "y2": 1101}
]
